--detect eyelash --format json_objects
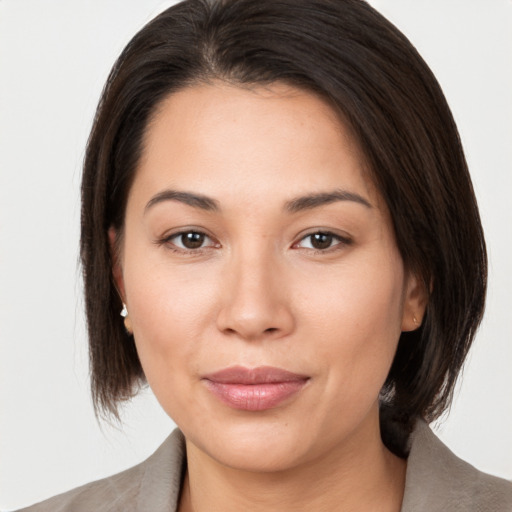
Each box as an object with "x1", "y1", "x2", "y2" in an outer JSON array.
[
  {"x1": 293, "y1": 231, "x2": 352, "y2": 253},
  {"x1": 156, "y1": 229, "x2": 352, "y2": 254},
  {"x1": 156, "y1": 230, "x2": 219, "y2": 254}
]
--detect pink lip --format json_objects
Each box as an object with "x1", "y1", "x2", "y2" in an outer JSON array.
[{"x1": 202, "y1": 366, "x2": 309, "y2": 411}]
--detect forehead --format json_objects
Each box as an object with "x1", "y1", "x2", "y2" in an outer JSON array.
[{"x1": 134, "y1": 82, "x2": 378, "y2": 207}]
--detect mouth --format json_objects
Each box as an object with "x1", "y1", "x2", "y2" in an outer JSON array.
[{"x1": 202, "y1": 366, "x2": 310, "y2": 411}]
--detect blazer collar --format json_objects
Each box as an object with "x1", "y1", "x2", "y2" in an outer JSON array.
[{"x1": 136, "y1": 422, "x2": 511, "y2": 512}]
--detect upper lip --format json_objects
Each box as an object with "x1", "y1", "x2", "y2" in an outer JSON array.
[{"x1": 202, "y1": 365, "x2": 309, "y2": 384}]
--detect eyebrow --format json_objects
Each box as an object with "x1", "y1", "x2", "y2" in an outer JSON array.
[
  {"x1": 144, "y1": 188, "x2": 372, "y2": 214},
  {"x1": 285, "y1": 189, "x2": 372, "y2": 212},
  {"x1": 145, "y1": 190, "x2": 220, "y2": 213}
]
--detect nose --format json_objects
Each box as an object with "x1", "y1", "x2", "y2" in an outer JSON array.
[{"x1": 216, "y1": 250, "x2": 295, "y2": 341}]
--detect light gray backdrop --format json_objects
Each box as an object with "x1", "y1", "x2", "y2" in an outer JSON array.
[{"x1": 1, "y1": 0, "x2": 511, "y2": 509}]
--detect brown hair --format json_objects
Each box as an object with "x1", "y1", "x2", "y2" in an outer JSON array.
[{"x1": 81, "y1": 0, "x2": 486, "y2": 455}]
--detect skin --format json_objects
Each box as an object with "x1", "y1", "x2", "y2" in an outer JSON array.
[{"x1": 112, "y1": 82, "x2": 426, "y2": 511}]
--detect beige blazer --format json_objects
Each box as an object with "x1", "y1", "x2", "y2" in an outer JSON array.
[{"x1": 17, "y1": 421, "x2": 512, "y2": 511}]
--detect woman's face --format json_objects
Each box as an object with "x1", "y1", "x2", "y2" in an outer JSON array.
[{"x1": 114, "y1": 83, "x2": 423, "y2": 472}]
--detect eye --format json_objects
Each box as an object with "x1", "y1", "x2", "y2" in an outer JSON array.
[
  {"x1": 165, "y1": 230, "x2": 217, "y2": 251},
  {"x1": 295, "y1": 231, "x2": 350, "y2": 251}
]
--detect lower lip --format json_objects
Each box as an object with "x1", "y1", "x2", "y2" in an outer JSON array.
[{"x1": 203, "y1": 380, "x2": 308, "y2": 411}]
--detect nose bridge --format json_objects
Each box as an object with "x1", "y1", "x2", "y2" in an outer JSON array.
[{"x1": 217, "y1": 241, "x2": 293, "y2": 340}]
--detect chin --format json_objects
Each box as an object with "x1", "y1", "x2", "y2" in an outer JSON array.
[
  {"x1": 187, "y1": 415, "x2": 313, "y2": 473},
  {"x1": 212, "y1": 437, "x2": 306, "y2": 473}
]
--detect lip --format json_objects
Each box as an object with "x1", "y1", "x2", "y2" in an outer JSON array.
[{"x1": 202, "y1": 366, "x2": 309, "y2": 411}]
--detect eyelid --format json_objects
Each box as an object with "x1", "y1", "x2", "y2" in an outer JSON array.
[
  {"x1": 292, "y1": 230, "x2": 353, "y2": 251},
  {"x1": 156, "y1": 227, "x2": 220, "y2": 252}
]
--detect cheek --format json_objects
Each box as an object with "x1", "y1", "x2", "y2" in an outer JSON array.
[
  {"x1": 299, "y1": 252, "x2": 404, "y2": 401},
  {"x1": 122, "y1": 252, "x2": 221, "y2": 405},
  {"x1": 300, "y1": 252, "x2": 404, "y2": 335}
]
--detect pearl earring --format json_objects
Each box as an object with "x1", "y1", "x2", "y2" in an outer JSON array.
[{"x1": 120, "y1": 304, "x2": 133, "y2": 334}]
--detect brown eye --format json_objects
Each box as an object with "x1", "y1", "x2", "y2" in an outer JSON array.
[
  {"x1": 164, "y1": 230, "x2": 216, "y2": 251},
  {"x1": 310, "y1": 233, "x2": 333, "y2": 250},
  {"x1": 179, "y1": 232, "x2": 206, "y2": 249},
  {"x1": 295, "y1": 231, "x2": 351, "y2": 251}
]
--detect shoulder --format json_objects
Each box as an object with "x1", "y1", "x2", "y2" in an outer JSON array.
[
  {"x1": 402, "y1": 420, "x2": 512, "y2": 512},
  {"x1": 16, "y1": 429, "x2": 185, "y2": 512}
]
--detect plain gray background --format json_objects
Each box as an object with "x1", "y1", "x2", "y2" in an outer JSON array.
[{"x1": 1, "y1": 1, "x2": 511, "y2": 509}]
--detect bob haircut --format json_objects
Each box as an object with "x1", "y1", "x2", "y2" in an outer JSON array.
[{"x1": 81, "y1": 0, "x2": 486, "y2": 455}]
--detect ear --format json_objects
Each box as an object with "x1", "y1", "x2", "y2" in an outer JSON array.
[
  {"x1": 401, "y1": 272, "x2": 428, "y2": 332},
  {"x1": 108, "y1": 227, "x2": 126, "y2": 302}
]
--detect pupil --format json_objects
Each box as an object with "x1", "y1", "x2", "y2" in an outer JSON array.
[
  {"x1": 311, "y1": 233, "x2": 332, "y2": 250},
  {"x1": 182, "y1": 232, "x2": 205, "y2": 249}
]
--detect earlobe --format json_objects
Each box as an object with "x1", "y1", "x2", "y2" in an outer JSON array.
[
  {"x1": 401, "y1": 272, "x2": 428, "y2": 332},
  {"x1": 108, "y1": 227, "x2": 126, "y2": 301}
]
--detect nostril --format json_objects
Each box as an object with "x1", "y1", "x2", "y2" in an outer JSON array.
[{"x1": 216, "y1": 300, "x2": 294, "y2": 340}]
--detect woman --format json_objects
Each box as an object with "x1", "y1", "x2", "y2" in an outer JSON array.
[{"x1": 17, "y1": 0, "x2": 512, "y2": 510}]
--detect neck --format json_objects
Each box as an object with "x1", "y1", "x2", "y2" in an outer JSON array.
[{"x1": 178, "y1": 413, "x2": 406, "y2": 512}]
